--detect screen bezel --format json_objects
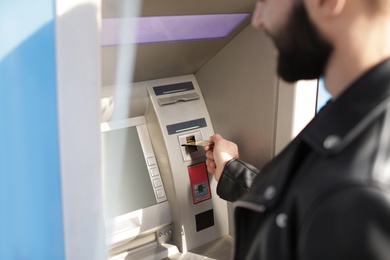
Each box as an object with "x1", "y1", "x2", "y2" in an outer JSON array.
[{"x1": 101, "y1": 116, "x2": 171, "y2": 249}]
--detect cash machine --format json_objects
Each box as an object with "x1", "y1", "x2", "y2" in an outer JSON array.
[
  {"x1": 101, "y1": 75, "x2": 231, "y2": 259},
  {"x1": 100, "y1": 1, "x2": 318, "y2": 259}
]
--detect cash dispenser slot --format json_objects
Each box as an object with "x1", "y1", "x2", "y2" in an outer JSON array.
[
  {"x1": 154, "y1": 81, "x2": 200, "y2": 106},
  {"x1": 158, "y1": 92, "x2": 200, "y2": 106},
  {"x1": 153, "y1": 81, "x2": 195, "y2": 96}
]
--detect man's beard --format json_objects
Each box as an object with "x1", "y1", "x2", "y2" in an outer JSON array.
[{"x1": 266, "y1": 2, "x2": 333, "y2": 82}]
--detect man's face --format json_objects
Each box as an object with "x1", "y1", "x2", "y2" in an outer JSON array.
[{"x1": 254, "y1": 1, "x2": 333, "y2": 82}]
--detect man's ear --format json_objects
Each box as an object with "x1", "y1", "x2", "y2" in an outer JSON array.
[{"x1": 315, "y1": 0, "x2": 346, "y2": 17}]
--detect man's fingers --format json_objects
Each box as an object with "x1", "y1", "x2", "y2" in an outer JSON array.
[
  {"x1": 205, "y1": 150, "x2": 214, "y2": 160},
  {"x1": 205, "y1": 158, "x2": 216, "y2": 173}
]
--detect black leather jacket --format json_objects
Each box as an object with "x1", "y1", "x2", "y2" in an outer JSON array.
[{"x1": 217, "y1": 58, "x2": 390, "y2": 260}]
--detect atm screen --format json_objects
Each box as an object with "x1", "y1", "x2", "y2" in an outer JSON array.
[
  {"x1": 101, "y1": 126, "x2": 157, "y2": 219},
  {"x1": 101, "y1": 118, "x2": 170, "y2": 248}
]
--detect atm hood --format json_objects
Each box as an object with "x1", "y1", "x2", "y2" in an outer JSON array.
[{"x1": 101, "y1": 0, "x2": 257, "y2": 85}]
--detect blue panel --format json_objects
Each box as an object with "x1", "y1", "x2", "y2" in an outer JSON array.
[{"x1": 0, "y1": 1, "x2": 64, "y2": 259}]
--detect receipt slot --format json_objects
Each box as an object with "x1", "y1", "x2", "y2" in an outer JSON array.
[{"x1": 188, "y1": 163, "x2": 211, "y2": 204}]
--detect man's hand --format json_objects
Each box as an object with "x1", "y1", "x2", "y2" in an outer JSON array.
[{"x1": 204, "y1": 134, "x2": 239, "y2": 181}]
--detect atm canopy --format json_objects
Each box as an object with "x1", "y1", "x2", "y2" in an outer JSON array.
[{"x1": 101, "y1": 0, "x2": 256, "y2": 83}]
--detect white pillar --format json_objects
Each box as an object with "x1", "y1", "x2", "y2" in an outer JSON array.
[{"x1": 55, "y1": 0, "x2": 106, "y2": 259}]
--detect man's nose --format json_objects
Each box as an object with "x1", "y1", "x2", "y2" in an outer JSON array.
[{"x1": 251, "y1": 2, "x2": 265, "y2": 29}]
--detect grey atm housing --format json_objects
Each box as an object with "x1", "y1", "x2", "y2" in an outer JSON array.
[{"x1": 145, "y1": 75, "x2": 230, "y2": 254}]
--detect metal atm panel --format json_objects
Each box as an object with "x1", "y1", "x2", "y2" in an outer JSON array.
[{"x1": 145, "y1": 75, "x2": 230, "y2": 257}]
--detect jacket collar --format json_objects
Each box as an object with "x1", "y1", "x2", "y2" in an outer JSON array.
[{"x1": 301, "y1": 58, "x2": 390, "y2": 156}]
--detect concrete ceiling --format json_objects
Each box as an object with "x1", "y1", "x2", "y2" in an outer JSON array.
[{"x1": 101, "y1": 0, "x2": 257, "y2": 85}]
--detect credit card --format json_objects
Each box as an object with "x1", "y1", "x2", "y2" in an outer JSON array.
[{"x1": 181, "y1": 140, "x2": 213, "y2": 147}]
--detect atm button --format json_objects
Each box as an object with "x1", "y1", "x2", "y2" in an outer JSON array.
[
  {"x1": 150, "y1": 168, "x2": 159, "y2": 177},
  {"x1": 156, "y1": 189, "x2": 166, "y2": 199},
  {"x1": 146, "y1": 157, "x2": 157, "y2": 166},
  {"x1": 153, "y1": 178, "x2": 163, "y2": 188}
]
